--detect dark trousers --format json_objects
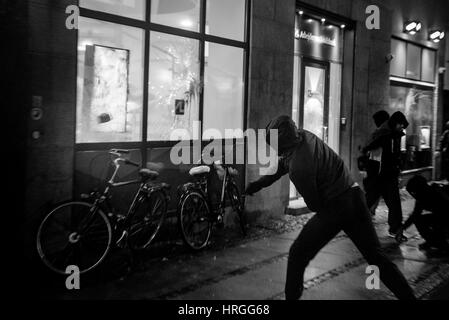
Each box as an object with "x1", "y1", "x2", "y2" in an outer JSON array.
[
  {"x1": 415, "y1": 214, "x2": 447, "y2": 247},
  {"x1": 285, "y1": 187, "x2": 415, "y2": 300},
  {"x1": 363, "y1": 178, "x2": 380, "y2": 215},
  {"x1": 365, "y1": 174, "x2": 403, "y2": 233}
]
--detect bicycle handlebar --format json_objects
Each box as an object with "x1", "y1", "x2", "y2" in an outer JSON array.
[
  {"x1": 110, "y1": 149, "x2": 130, "y2": 155},
  {"x1": 124, "y1": 159, "x2": 140, "y2": 167}
]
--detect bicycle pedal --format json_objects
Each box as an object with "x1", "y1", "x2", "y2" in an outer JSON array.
[
  {"x1": 116, "y1": 231, "x2": 128, "y2": 248},
  {"x1": 216, "y1": 215, "x2": 224, "y2": 228}
]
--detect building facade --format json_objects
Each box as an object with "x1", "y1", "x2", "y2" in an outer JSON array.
[{"x1": 16, "y1": 0, "x2": 449, "y2": 258}]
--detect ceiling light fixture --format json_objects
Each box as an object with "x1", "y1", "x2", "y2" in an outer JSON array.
[
  {"x1": 404, "y1": 21, "x2": 421, "y2": 35},
  {"x1": 429, "y1": 30, "x2": 445, "y2": 42}
]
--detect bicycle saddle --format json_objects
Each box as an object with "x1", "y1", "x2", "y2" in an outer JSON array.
[
  {"x1": 189, "y1": 166, "x2": 211, "y2": 177},
  {"x1": 139, "y1": 169, "x2": 159, "y2": 181}
]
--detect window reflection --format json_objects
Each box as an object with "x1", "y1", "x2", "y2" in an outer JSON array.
[
  {"x1": 151, "y1": 0, "x2": 201, "y2": 32},
  {"x1": 389, "y1": 85, "x2": 433, "y2": 170},
  {"x1": 406, "y1": 44, "x2": 421, "y2": 80},
  {"x1": 203, "y1": 43, "x2": 244, "y2": 139},
  {"x1": 148, "y1": 32, "x2": 200, "y2": 141},
  {"x1": 76, "y1": 17, "x2": 144, "y2": 143},
  {"x1": 80, "y1": 0, "x2": 146, "y2": 20},
  {"x1": 206, "y1": 0, "x2": 246, "y2": 41}
]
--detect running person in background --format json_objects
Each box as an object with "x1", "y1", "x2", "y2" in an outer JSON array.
[
  {"x1": 245, "y1": 115, "x2": 415, "y2": 300},
  {"x1": 362, "y1": 112, "x2": 409, "y2": 241},
  {"x1": 362, "y1": 110, "x2": 390, "y2": 216}
]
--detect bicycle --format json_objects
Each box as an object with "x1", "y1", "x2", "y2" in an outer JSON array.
[
  {"x1": 36, "y1": 149, "x2": 170, "y2": 275},
  {"x1": 177, "y1": 159, "x2": 247, "y2": 250}
]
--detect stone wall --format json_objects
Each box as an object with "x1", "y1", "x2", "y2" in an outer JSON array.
[
  {"x1": 24, "y1": 0, "x2": 77, "y2": 258},
  {"x1": 245, "y1": 0, "x2": 296, "y2": 222}
]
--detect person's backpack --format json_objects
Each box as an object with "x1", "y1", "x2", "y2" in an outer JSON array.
[{"x1": 357, "y1": 154, "x2": 369, "y2": 171}]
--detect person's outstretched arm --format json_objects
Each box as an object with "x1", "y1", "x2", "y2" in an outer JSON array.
[{"x1": 245, "y1": 159, "x2": 288, "y2": 195}]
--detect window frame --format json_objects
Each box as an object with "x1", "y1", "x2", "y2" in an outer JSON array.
[
  {"x1": 389, "y1": 36, "x2": 437, "y2": 84},
  {"x1": 75, "y1": 0, "x2": 251, "y2": 167}
]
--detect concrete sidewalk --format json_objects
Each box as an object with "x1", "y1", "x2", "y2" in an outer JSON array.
[{"x1": 45, "y1": 195, "x2": 449, "y2": 300}]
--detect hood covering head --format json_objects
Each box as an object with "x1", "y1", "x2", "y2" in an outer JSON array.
[
  {"x1": 406, "y1": 175, "x2": 428, "y2": 196},
  {"x1": 388, "y1": 111, "x2": 409, "y2": 129},
  {"x1": 265, "y1": 115, "x2": 302, "y2": 155},
  {"x1": 445, "y1": 121, "x2": 449, "y2": 131},
  {"x1": 373, "y1": 110, "x2": 390, "y2": 128}
]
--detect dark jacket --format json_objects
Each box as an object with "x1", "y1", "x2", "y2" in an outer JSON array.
[
  {"x1": 363, "y1": 112, "x2": 408, "y2": 177},
  {"x1": 403, "y1": 183, "x2": 449, "y2": 231},
  {"x1": 249, "y1": 117, "x2": 354, "y2": 212}
]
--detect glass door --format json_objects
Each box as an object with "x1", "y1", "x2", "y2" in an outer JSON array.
[
  {"x1": 300, "y1": 58, "x2": 330, "y2": 143},
  {"x1": 290, "y1": 58, "x2": 330, "y2": 201}
]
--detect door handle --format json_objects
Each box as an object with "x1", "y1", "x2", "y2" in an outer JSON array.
[{"x1": 323, "y1": 126, "x2": 328, "y2": 144}]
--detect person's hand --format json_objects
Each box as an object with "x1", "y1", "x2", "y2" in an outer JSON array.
[
  {"x1": 360, "y1": 171, "x2": 367, "y2": 179},
  {"x1": 245, "y1": 182, "x2": 259, "y2": 196}
]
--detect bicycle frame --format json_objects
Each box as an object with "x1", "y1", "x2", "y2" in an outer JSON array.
[
  {"x1": 80, "y1": 156, "x2": 168, "y2": 238},
  {"x1": 185, "y1": 163, "x2": 236, "y2": 220}
]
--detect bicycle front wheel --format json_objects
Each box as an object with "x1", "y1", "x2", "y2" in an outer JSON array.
[
  {"x1": 36, "y1": 201, "x2": 112, "y2": 275},
  {"x1": 178, "y1": 191, "x2": 212, "y2": 250},
  {"x1": 128, "y1": 190, "x2": 168, "y2": 250}
]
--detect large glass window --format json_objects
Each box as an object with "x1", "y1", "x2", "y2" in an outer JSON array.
[
  {"x1": 203, "y1": 43, "x2": 244, "y2": 139},
  {"x1": 80, "y1": 0, "x2": 146, "y2": 20},
  {"x1": 390, "y1": 38, "x2": 436, "y2": 83},
  {"x1": 390, "y1": 39, "x2": 406, "y2": 77},
  {"x1": 421, "y1": 48, "x2": 436, "y2": 82},
  {"x1": 76, "y1": 0, "x2": 248, "y2": 146},
  {"x1": 148, "y1": 32, "x2": 200, "y2": 141},
  {"x1": 406, "y1": 43, "x2": 421, "y2": 80},
  {"x1": 76, "y1": 17, "x2": 144, "y2": 143},
  {"x1": 206, "y1": 0, "x2": 246, "y2": 41},
  {"x1": 151, "y1": 0, "x2": 201, "y2": 32},
  {"x1": 389, "y1": 84, "x2": 433, "y2": 170}
]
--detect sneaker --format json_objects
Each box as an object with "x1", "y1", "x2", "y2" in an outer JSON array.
[{"x1": 388, "y1": 231, "x2": 408, "y2": 242}]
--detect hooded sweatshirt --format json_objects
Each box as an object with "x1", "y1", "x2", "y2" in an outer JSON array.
[
  {"x1": 363, "y1": 111, "x2": 409, "y2": 177},
  {"x1": 250, "y1": 115, "x2": 354, "y2": 212}
]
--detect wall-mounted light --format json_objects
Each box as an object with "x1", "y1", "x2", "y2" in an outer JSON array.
[
  {"x1": 298, "y1": 10, "x2": 304, "y2": 15},
  {"x1": 404, "y1": 21, "x2": 421, "y2": 35},
  {"x1": 429, "y1": 30, "x2": 445, "y2": 43},
  {"x1": 340, "y1": 24, "x2": 346, "y2": 29},
  {"x1": 321, "y1": 18, "x2": 326, "y2": 23}
]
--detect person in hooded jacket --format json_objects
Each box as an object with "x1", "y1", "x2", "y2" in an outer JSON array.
[
  {"x1": 245, "y1": 115, "x2": 415, "y2": 300},
  {"x1": 361, "y1": 110, "x2": 390, "y2": 216},
  {"x1": 398, "y1": 175, "x2": 449, "y2": 251},
  {"x1": 362, "y1": 111, "x2": 409, "y2": 240}
]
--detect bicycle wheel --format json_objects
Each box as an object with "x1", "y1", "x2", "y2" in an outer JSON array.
[
  {"x1": 227, "y1": 183, "x2": 247, "y2": 236},
  {"x1": 178, "y1": 191, "x2": 212, "y2": 250},
  {"x1": 36, "y1": 201, "x2": 112, "y2": 275},
  {"x1": 128, "y1": 190, "x2": 168, "y2": 250}
]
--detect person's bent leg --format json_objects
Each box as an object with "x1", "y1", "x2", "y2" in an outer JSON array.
[
  {"x1": 343, "y1": 188, "x2": 415, "y2": 300},
  {"x1": 285, "y1": 212, "x2": 341, "y2": 300},
  {"x1": 416, "y1": 214, "x2": 449, "y2": 249},
  {"x1": 365, "y1": 176, "x2": 382, "y2": 215},
  {"x1": 382, "y1": 176, "x2": 403, "y2": 234}
]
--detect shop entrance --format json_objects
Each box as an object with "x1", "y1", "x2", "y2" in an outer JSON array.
[
  {"x1": 300, "y1": 58, "x2": 330, "y2": 143},
  {"x1": 290, "y1": 58, "x2": 331, "y2": 201}
]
